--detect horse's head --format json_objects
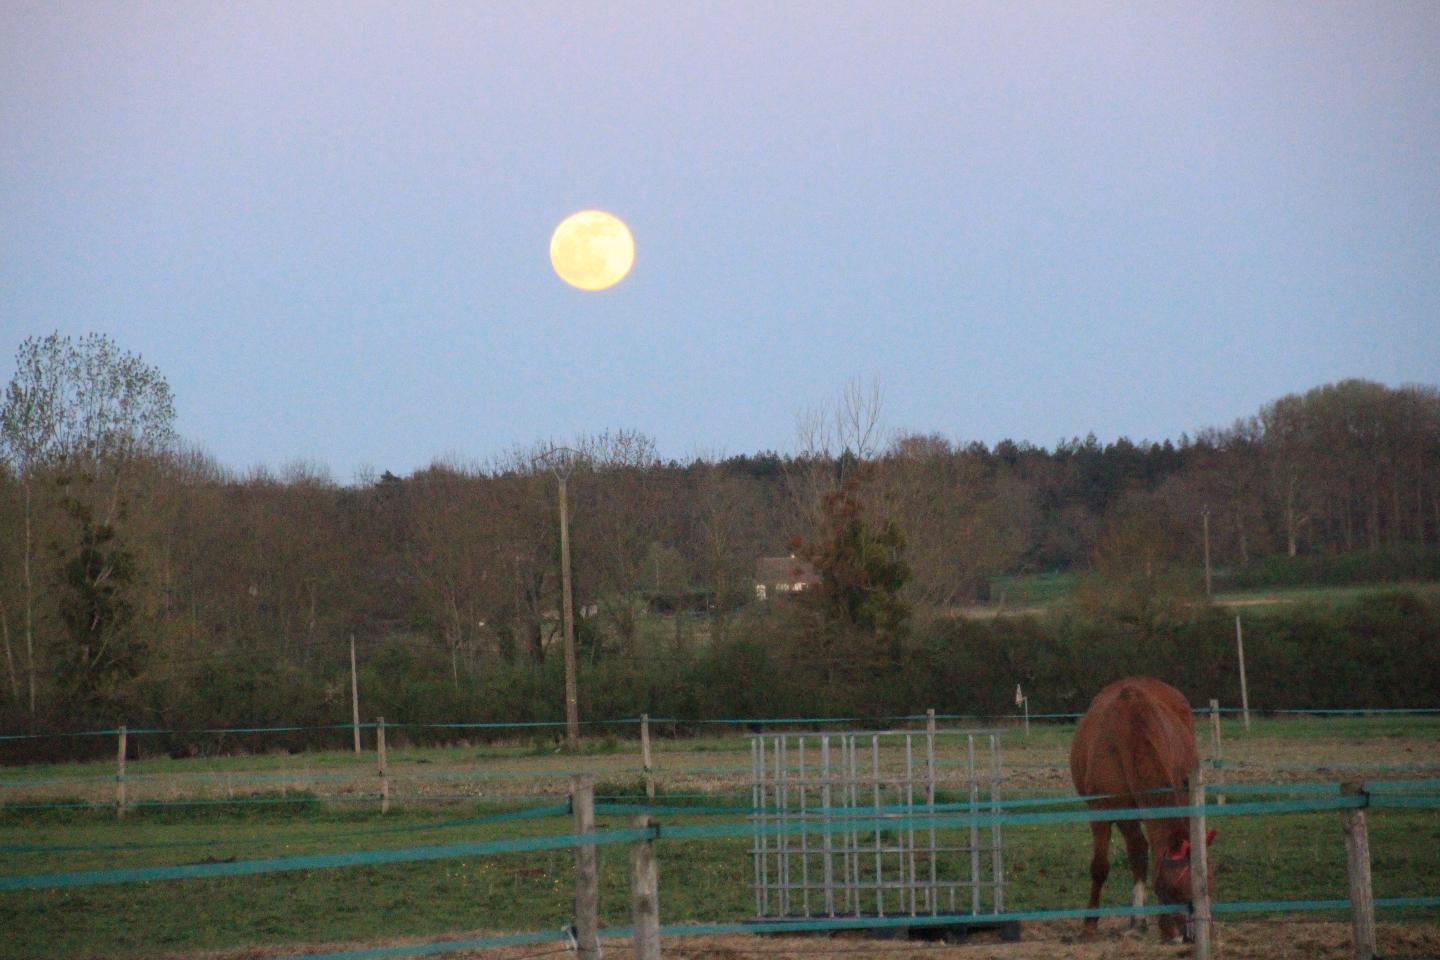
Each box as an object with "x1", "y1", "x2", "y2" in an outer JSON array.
[{"x1": 1153, "y1": 828, "x2": 1216, "y2": 943}]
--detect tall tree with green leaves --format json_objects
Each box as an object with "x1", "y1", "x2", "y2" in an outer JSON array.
[
  {"x1": 1, "y1": 333, "x2": 175, "y2": 717},
  {"x1": 796, "y1": 481, "x2": 912, "y2": 685}
]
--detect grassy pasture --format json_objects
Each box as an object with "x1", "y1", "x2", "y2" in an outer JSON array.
[
  {"x1": 1, "y1": 715, "x2": 1437, "y2": 959},
  {"x1": 1212, "y1": 581, "x2": 1440, "y2": 613},
  {"x1": 9, "y1": 714, "x2": 1440, "y2": 809},
  {"x1": 982, "y1": 571, "x2": 1440, "y2": 617}
]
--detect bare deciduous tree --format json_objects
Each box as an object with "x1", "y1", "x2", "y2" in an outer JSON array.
[{"x1": 787, "y1": 378, "x2": 886, "y2": 543}]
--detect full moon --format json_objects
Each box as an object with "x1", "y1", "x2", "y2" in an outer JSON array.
[{"x1": 549, "y1": 210, "x2": 635, "y2": 291}]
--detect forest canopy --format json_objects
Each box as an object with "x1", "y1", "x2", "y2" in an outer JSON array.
[{"x1": 2, "y1": 334, "x2": 1438, "y2": 738}]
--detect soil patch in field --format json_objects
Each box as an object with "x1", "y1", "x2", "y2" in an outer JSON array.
[{"x1": 197, "y1": 921, "x2": 1440, "y2": 960}]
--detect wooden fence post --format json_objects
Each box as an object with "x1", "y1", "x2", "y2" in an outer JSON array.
[
  {"x1": 116, "y1": 725, "x2": 127, "y2": 818},
  {"x1": 631, "y1": 813, "x2": 660, "y2": 960},
  {"x1": 376, "y1": 717, "x2": 390, "y2": 814},
  {"x1": 1188, "y1": 767, "x2": 1213, "y2": 960},
  {"x1": 1341, "y1": 781, "x2": 1376, "y2": 960},
  {"x1": 641, "y1": 713, "x2": 655, "y2": 801},
  {"x1": 926, "y1": 708, "x2": 936, "y2": 742},
  {"x1": 571, "y1": 776, "x2": 601, "y2": 960},
  {"x1": 1208, "y1": 699, "x2": 1225, "y2": 805}
]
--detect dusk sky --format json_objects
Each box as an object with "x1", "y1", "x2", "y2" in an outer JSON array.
[{"x1": 3, "y1": 2, "x2": 1437, "y2": 479}]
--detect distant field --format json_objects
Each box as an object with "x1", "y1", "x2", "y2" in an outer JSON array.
[
  {"x1": 980, "y1": 571, "x2": 1440, "y2": 617},
  {"x1": 1212, "y1": 580, "x2": 1440, "y2": 612},
  {"x1": 988, "y1": 571, "x2": 1079, "y2": 610},
  {"x1": 2, "y1": 714, "x2": 1437, "y2": 959}
]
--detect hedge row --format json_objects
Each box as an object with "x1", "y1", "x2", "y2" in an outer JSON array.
[
  {"x1": 4, "y1": 589, "x2": 1436, "y2": 764},
  {"x1": 1213, "y1": 545, "x2": 1440, "y2": 591}
]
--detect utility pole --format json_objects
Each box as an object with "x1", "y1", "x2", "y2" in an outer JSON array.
[
  {"x1": 538, "y1": 446, "x2": 582, "y2": 750},
  {"x1": 1235, "y1": 615, "x2": 1251, "y2": 731},
  {"x1": 350, "y1": 634, "x2": 361, "y2": 754},
  {"x1": 1202, "y1": 505, "x2": 1213, "y2": 599}
]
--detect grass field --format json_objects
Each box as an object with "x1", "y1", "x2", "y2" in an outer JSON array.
[
  {"x1": 980, "y1": 572, "x2": 1440, "y2": 617},
  {"x1": 1, "y1": 715, "x2": 1437, "y2": 959},
  {"x1": 988, "y1": 571, "x2": 1080, "y2": 610},
  {"x1": 1212, "y1": 580, "x2": 1440, "y2": 613}
]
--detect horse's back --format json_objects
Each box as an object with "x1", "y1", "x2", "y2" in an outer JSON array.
[{"x1": 1070, "y1": 676, "x2": 1197, "y2": 806}]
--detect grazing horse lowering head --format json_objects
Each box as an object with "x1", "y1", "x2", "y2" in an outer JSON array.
[
  {"x1": 1070, "y1": 676, "x2": 1217, "y2": 944},
  {"x1": 1153, "y1": 828, "x2": 1217, "y2": 941}
]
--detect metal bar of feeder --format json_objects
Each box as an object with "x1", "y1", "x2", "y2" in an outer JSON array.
[
  {"x1": 749, "y1": 726, "x2": 1005, "y2": 924},
  {"x1": 777, "y1": 735, "x2": 788, "y2": 917},
  {"x1": 798, "y1": 737, "x2": 810, "y2": 917},
  {"x1": 871, "y1": 734, "x2": 883, "y2": 916},
  {"x1": 821, "y1": 735, "x2": 834, "y2": 917},
  {"x1": 756, "y1": 735, "x2": 767, "y2": 917},
  {"x1": 847, "y1": 735, "x2": 859, "y2": 916},
  {"x1": 927, "y1": 721, "x2": 938, "y2": 914},
  {"x1": 906, "y1": 733, "x2": 917, "y2": 915},
  {"x1": 991, "y1": 732, "x2": 1004, "y2": 913},
  {"x1": 969, "y1": 734, "x2": 981, "y2": 915}
]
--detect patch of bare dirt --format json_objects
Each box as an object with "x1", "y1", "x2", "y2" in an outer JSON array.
[{"x1": 184, "y1": 921, "x2": 1440, "y2": 960}]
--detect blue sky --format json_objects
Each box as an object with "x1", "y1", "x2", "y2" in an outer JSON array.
[{"x1": 3, "y1": 2, "x2": 1437, "y2": 478}]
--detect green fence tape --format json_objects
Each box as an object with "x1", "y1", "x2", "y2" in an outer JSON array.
[
  {"x1": 1274, "y1": 708, "x2": 1440, "y2": 715},
  {"x1": 407, "y1": 719, "x2": 633, "y2": 729},
  {"x1": 1374, "y1": 896, "x2": 1440, "y2": 909},
  {"x1": 0, "y1": 804, "x2": 571, "y2": 856},
  {"x1": 1213, "y1": 782, "x2": 1342, "y2": 796},
  {"x1": 646, "y1": 795, "x2": 1371, "y2": 849},
  {"x1": 0, "y1": 790, "x2": 574, "y2": 814},
  {"x1": 0, "y1": 776, "x2": 113, "y2": 788},
  {"x1": 595, "y1": 789, "x2": 1124, "y2": 819},
  {"x1": 5, "y1": 707, "x2": 1438, "y2": 742},
  {"x1": 1, "y1": 792, "x2": 1393, "y2": 892},
  {"x1": 1371, "y1": 795, "x2": 1440, "y2": 810},
  {"x1": 0, "y1": 824, "x2": 655, "y2": 892},
  {"x1": 1367, "y1": 778, "x2": 1440, "y2": 793},
  {"x1": 1213, "y1": 896, "x2": 1440, "y2": 913},
  {"x1": 0, "y1": 724, "x2": 357, "y2": 742},
  {"x1": 694, "y1": 717, "x2": 862, "y2": 726},
  {"x1": 0, "y1": 729, "x2": 124, "y2": 741}
]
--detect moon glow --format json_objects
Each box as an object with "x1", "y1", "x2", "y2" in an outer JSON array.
[{"x1": 549, "y1": 210, "x2": 635, "y2": 291}]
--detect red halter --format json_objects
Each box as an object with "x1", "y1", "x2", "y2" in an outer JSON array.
[{"x1": 1162, "y1": 829, "x2": 1217, "y2": 884}]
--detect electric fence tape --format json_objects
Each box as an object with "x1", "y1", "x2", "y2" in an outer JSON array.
[{"x1": 12, "y1": 791, "x2": 1440, "y2": 893}]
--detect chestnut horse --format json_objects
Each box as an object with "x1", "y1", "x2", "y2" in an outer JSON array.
[{"x1": 1069, "y1": 676, "x2": 1214, "y2": 942}]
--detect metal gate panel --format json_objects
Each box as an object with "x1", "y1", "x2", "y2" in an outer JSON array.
[{"x1": 750, "y1": 728, "x2": 1005, "y2": 920}]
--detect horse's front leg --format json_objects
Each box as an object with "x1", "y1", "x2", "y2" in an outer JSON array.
[
  {"x1": 1083, "y1": 820, "x2": 1112, "y2": 938},
  {"x1": 1117, "y1": 820, "x2": 1149, "y2": 933}
]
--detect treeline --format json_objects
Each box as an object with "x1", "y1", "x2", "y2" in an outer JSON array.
[{"x1": 1, "y1": 336, "x2": 1438, "y2": 742}]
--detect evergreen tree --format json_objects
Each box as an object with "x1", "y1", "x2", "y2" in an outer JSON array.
[
  {"x1": 53, "y1": 497, "x2": 145, "y2": 722},
  {"x1": 797, "y1": 482, "x2": 912, "y2": 668}
]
